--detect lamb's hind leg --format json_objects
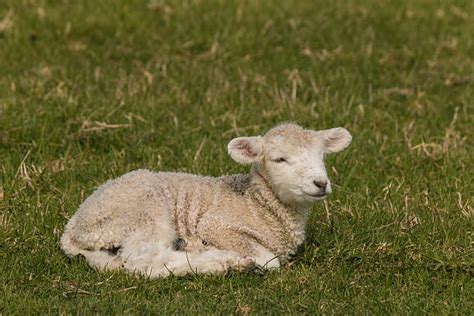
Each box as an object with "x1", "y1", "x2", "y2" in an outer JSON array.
[
  {"x1": 60, "y1": 218, "x2": 122, "y2": 271},
  {"x1": 80, "y1": 249, "x2": 122, "y2": 270}
]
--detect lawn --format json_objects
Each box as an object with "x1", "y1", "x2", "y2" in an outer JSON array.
[{"x1": 1, "y1": 0, "x2": 473, "y2": 314}]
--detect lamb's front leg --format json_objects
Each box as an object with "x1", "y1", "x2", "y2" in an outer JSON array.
[
  {"x1": 252, "y1": 243, "x2": 281, "y2": 270},
  {"x1": 120, "y1": 240, "x2": 254, "y2": 278},
  {"x1": 198, "y1": 228, "x2": 280, "y2": 272},
  {"x1": 126, "y1": 247, "x2": 253, "y2": 278},
  {"x1": 161, "y1": 247, "x2": 255, "y2": 276}
]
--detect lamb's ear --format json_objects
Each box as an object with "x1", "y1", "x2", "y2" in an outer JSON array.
[
  {"x1": 228, "y1": 136, "x2": 263, "y2": 164},
  {"x1": 316, "y1": 127, "x2": 352, "y2": 153}
]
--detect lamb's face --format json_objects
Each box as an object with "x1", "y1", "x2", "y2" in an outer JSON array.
[{"x1": 228, "y1": 123, "x2": 351, "y2": 207}]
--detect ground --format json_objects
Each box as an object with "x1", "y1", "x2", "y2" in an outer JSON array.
[{"x1": 0, "y1": 0, "x2": 473, "y2": 314}]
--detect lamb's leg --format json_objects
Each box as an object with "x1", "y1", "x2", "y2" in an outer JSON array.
[
  {"x1": 252, "y1": 244, "x2": 281, "y2": 270},
  {"x1": 61, "y1": 219, "x2": 122, "y2": 270},
  {"x1": 80, "y1": 249, "x2": 122, "y2": 270},
  {"x1": 120, "y1": 241, "x2": 254, "y2": 278},
  {"x1": 162, "y1": 248, "x2": 255, "y2": 276},
  {"x1": 198, "y1": 227, "x2": 280, "y2": 271}
]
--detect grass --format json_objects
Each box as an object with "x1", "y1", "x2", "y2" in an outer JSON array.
[{"x1": 1, "y1": 0, "x2": 473, "y2": 314}]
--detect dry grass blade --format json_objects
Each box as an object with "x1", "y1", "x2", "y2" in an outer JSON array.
[
  {"x1": 0, "y1": 10, "x2": 14, "y2": 33},
  {"x1": 197, "y1": 42, "x2": 219, "y2": 60},
  {"x1": 78, "y1": 120, "x2": 131, "y2": 134},
  {"x1": 114, "y1": 286, "x2": 138, "y2": 293},
  {"x1": 444, "y1": 75, "x2": 471, "y2": 87},
  {"x1": 193, "y1": 138, "x2": 207, "y2": 163},
  {"x1": 410, "y1": 111, "x2": 466, "y2": 160},
  {"x1": 457, "y1": 192, "x2": 473, "y2": 218},
  {"x1": 383, "y1": 87, "x2": 414, "y2": 97},
  {"x1": 63, "y1": 283, "x2": 99, "y2": 296}
]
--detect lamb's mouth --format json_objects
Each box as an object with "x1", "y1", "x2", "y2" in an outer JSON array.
[{"x1": 305, "y1": 192, "x2": 328, "y2": 199}]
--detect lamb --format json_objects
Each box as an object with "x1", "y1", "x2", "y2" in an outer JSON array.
[{"x1": 60, "y1": 123, "x2": 352, "y2": 277}]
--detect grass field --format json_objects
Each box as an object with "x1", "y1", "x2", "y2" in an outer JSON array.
[{"x1": 1, "y1": 0, "x2": 473, "y2": 314}]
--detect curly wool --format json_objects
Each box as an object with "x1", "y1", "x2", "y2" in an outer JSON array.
[{"x1": 62, "y1": 169, "x2": 306, "y2": 264}]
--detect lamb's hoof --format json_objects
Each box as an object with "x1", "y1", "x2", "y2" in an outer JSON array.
[
  {"x1": 226, "y1": 257, "x2": 256, "y2": 272},
  {"x1": 196, "y1": 261, "x2": 230, "y2": 275}
]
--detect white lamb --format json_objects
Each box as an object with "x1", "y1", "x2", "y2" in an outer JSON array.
[{"x1": 61, "y1": 123, "x2": 352, "y2": 277}]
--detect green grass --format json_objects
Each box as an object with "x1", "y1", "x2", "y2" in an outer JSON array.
[{"x1": 1, "y1": 0, "x2": 473, "y2": 314}]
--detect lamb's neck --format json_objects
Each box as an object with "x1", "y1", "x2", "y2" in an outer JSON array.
[{"x1": 247, "y1": 171, "x2": 308, "y2": 250}]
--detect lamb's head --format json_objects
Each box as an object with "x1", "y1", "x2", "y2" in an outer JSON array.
[{"x1": 228, "y1": 123, "x2": 351, "y2": 207}]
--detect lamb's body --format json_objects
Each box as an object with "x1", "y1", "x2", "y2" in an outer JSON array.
[
  {"x1": 61, "y1": 123, "x2": 351, "y2": 277},
  {"x1": 61, "y1": 170, "x2": 305, "y2": 276}
]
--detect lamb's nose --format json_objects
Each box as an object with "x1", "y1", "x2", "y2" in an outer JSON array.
[{"x1": 313, "y1": 180, "x2": 327, "y2": 191}]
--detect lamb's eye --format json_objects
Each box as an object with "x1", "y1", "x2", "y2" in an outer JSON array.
[{"x1": 273, "y1": 157, "x2": 288, "y2": 163}]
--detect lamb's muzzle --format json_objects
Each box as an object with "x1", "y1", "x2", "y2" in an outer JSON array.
[
  {"x1": 60, "y1": 123, "x2": 352, "y2": 277},
  {"x1": 313, "y1": 180, "x2": 328, "y2": 191}
]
